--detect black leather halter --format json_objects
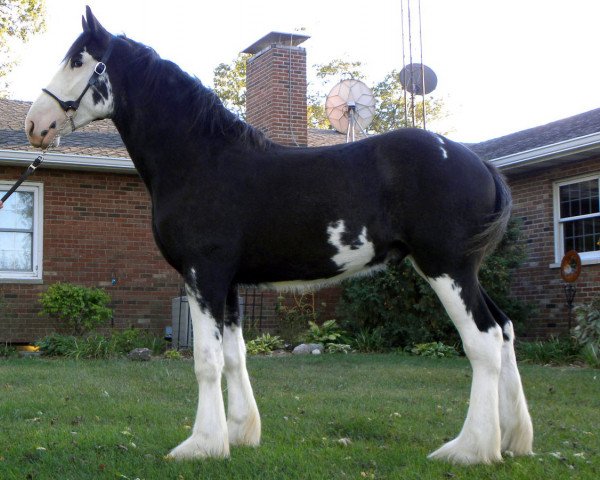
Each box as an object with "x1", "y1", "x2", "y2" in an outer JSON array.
[{"x1": 42, "y1": 39, "x2": 115, "y2": 116}]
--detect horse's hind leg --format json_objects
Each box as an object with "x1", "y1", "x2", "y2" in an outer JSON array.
[
  {"x1": 480, "y1": 288, "x2": 533, "y2": 455},
  {"x1": 223, "y1": 287, "x2": 261, "y2": 447},
  {"x1": 416, "y1": 264, "x2": 503, "y2": 464}
]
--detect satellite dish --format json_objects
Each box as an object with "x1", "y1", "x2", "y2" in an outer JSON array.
[
  {"x1": 325, "y1": 79, "x2": 376, "y2": 141},
  {"x1": 399, "y1": 63, "x2": 437, "y2": 95}
]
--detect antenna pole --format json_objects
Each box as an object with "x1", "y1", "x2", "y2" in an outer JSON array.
[
  {"x1": 400, "y1": 0, "x2": 408, "y2": 127},
  {"x1": 418, "y1": 0, "x2": 426, "y2": 130}
]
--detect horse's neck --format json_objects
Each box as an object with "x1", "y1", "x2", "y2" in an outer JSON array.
[{"x1": 111, "y1": 77, "x2": 215, "y2": 191}]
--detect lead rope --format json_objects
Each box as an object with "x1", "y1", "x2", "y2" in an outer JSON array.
[{"x1": 1, "y1": 112, "x2": 74, "y2": 204}]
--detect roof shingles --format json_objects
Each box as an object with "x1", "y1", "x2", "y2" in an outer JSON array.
[{"x1": 3, "y1": 98, "x2": 600, "y2": 161}]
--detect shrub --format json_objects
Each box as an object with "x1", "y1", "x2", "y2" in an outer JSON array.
[
  {"x1": 581, "y1": 343, "x2": 600, "y2": 368},
  {"x1": 326, "y1": 343, "x2": 352, "y2": 354},
  {"x1": 573, "y1": 298, "x2": 600, "y2": 347},
  {"x1": 409, "y1": 341, "x2": 459, "y2": 358},
  {"x1": 351, "y1": 327, "x2": 387, "y2": 353},
  {"x1": 338, "y1": 218, "x2": 532, "y2": 348},
  {"x1": 303, "y1": 319, "x2": 347, "y2": 346},
  {"x1": 573, "y1": 298, "x2": 600, "y2": 368},
  {"x1": 111, "y1": 328, "x2": 166, "y2": 355},
  {"x1": 0, "y1": 343, "x2": 17, "y2": 358},
  {"x1": 36, "y1": 329, "x2": 166, "y2": 359},
  {"x1": 39, "y1": 283, "x2": 112, "y2": 336},
  {"x1": 276, "y1": 293, "x2": 318, "y2": 344},
  {"x1": 246, "y1": 333, "x2": 285, "y2": 355},
  {"x1": 36, "y1": 332, "x2": 78, "y2": 356},
  {"x1": 516, "y1": 337, "x2": 582, "y2": 365},
  {"x1": 164, "y1": 349, "x2": 182, "y2": 360}
]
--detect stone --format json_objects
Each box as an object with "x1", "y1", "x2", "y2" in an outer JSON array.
[
  {"x1": 127, "y1": 347, "x2": 152, "y2": 361},
  {"x1": 292, "y1": 343, "x2": 324, "y2": 355}
]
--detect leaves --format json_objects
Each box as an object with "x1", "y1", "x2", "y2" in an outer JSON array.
[
  {"x1": 0, "y1": 0, "x2": 46, "y2": 95},
  {"x1": 212, "y1": 54, "x2": 249, "y2": 120},
  {"x1": 39, "y1": 283, "x2": 112, "y2": 336}
]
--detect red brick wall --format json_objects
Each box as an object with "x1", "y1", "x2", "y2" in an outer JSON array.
[
  {"x1": 0, "y1": 166, "x2": 181, "y2": 342},
  {"x1": 245, "y1": 45, "x2": 308, "y2": 147},
  {"x1": 507, "y1": 157, "x2": 600, "y2": 338}
]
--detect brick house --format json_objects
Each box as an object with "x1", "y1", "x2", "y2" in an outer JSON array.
[
  {"x1": 1, "y1": 32, "x2": 599, "y2": 342},
  {"x1": 470, "y1": 110, "x2": 600, "y2": 338}
]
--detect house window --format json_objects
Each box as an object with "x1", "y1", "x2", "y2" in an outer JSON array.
[
  {"x1": 554, "y1": 175, "x2": 600, "y2": 263},
  {"x1": 0, "y1": 182, "x2": 43, "y2": 282}
]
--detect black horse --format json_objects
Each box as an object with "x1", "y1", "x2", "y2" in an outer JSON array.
[{"x1": 24, "y1": 7, "x2": 533, "y2": 464}]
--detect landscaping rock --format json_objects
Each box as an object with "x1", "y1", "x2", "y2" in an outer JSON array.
[
  {"x1": 127, "y1": 347, "x2": 152, "y2": 361},
  {"x1": 292, "y1": 343, "x2": 324, "y2": 355}
]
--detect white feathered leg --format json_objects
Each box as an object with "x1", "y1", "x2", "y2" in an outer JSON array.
[
  {"x1": 426, "y1": 275, "x2": 503, "y2": 465},
  {"x1": 223, "y1": 324, "x2": 261, "y2": 447},
  {"x1": 499, "y1": 321, "x2": 533, "y2": 455},
  {"x1": 168, "y1": 290, "x2": 229, "y2": 459}
]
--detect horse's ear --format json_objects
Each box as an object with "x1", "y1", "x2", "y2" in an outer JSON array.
[
  {"x1": 85, "y1": 5, "x2": 109, "y2": 38},
  {"x1": 82, "y1": 14, "x2": 89, "y2": 33}
]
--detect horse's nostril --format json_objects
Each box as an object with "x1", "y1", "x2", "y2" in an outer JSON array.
[
  {"x1": 41, "y1": 129, "x2": 49, "y2": 137},
  {"x1": 49, "y1": 121, "x2": 56, "y2": 129},
  {"x1": 27, "y1": 121, "x2": 35, "y2": 136}
]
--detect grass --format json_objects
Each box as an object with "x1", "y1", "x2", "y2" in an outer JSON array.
[{"x1": 0, "y1": 354, "x2": 598, "y2": 479}]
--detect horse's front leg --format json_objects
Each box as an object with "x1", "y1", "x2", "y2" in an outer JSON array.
[
  {"x1": 223, "y1": 287, "x2": 261, "y2": 447},
  {"x1": 168, "y1": 279, "x2": 229, "y2": 459}
]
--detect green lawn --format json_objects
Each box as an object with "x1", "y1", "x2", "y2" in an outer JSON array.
[{"x1": 0, "y1": 354, "x2": 598, "y2": 479}]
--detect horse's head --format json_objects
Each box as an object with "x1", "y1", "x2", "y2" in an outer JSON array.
[{"x1": 25, "y1": 6, "x2": 115, "y2": 149}]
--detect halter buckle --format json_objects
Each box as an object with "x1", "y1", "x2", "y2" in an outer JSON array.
[{"x1": 94, "y1": 62, "x2": 107, "y2": 75}]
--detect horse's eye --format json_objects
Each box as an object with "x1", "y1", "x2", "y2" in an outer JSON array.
[{"x1": 71, "y1": 59, "x2": 83, "y2": 68}]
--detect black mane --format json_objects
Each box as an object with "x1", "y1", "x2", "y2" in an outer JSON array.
[
  {"x1": 64, "y1": 32, "x2": 274, "y2": 151},
  {"x1": 120, "y1": 37, "x2": 274, "y2": 151}
]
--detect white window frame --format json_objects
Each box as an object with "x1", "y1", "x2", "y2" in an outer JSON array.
[
  {"x1": 0, "y1": 181, "x2": 44, "y2": 283},
  {"x1": 553, "y1": 173, "x2": 600, "y2": 265}
]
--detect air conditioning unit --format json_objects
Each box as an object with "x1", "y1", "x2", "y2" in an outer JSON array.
[{"x1": 171, "y1": 296, "x2": 193, "y2": 349}]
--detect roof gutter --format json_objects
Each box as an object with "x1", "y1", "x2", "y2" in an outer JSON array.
[
  {"x1": 490, "y1": 131, "x2": 600, "y2": 171},
  {"x1": 0, "y1": 149, "x2": 135, "y2": 174}
]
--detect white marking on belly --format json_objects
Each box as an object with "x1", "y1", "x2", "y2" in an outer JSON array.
[
  {"x1": 327, "y1": 220, "x2": 375, "y2": 272},
  {"x1": 266, "y1": 264, "x2": 385, "y2": 293},
  {"x1": 262, "y1": 220, "x2": 379, "y2": 293}
]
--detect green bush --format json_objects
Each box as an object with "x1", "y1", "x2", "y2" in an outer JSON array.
[
  {"x1": 111, "y1": 328, "x2": 166, "y2": 355},
  {"x1": 246, "y1": 333, "x2": 285, "y2": 355},
  {"x1": 303, "y1": 319, "x2": 347, "y2": 346},
  {"x1": 573, "y1": 298, "x2": 600, "y2": 347},
  {"x1": 351, "y1": 327, "x2": 387, "y2": 353},
  {"x1": 39, "y1": 283, "x2": 112, "y2": 335},
  {"x1": 409, "y1": 341, "x2": 459, "y2": 358},
  {"x1": 36, "y1": 329, "x2": 166, "y2": 359},
  {"x1": 0, "y1": 343, "x2": 17, "y2": 358},
  {"x1": 516, "y1": 337, "x2": 582, "y2": 365},
  {"x1": 338, "y1": 218, "x2": 532, "y2": 348},
  {"x1": 573, "y1": 298, "x2": 600, "y2": 368},
  {"x1": 164, "y1": 349, "x2": 182, "y2": 360},
  {"x1": 325, "y1": 343, "x2": 352, "y2": 354},
  {"x1": 276, "y1": 293, "x2": 318, "y2": 344},
  {"x1": 36, "y1": 332, "x2": 78, "y2": 356}
]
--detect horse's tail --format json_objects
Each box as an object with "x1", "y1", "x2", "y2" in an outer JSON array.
[{"x1": 468, "y1": 161, "x2": 512, "y2": 258}]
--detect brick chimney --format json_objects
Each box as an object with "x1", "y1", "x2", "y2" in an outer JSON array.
[{"x1": 242, "y1": 32, "x2": 310, "y2": 147}]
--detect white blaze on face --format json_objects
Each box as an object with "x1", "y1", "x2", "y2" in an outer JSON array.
[
  {"x1": 25, "y1": 49, "x2": 114, "y2": 149},
  {"x1": 327, "y1": 220, "x2": 375, "y2": 272}
]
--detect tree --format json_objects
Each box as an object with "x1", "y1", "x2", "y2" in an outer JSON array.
[
  {"x1": 212, "y1": 54, "x2": 249, "y2": 120},
  {"x1": 371, "y1": 69, "x2": 447, "y2": 133},
  {"x1": 308, "y1": 59, "x2": 365, "y2": 129},
  {"x1": 212, "y1": 54, "x2": 448, "y2": 134},
  {"x1": 0, "y1": 0, "x2": 46, "y2": 96},
  {"x1": 309, "y1": 60, "x2": 447, "y2": 134}
]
